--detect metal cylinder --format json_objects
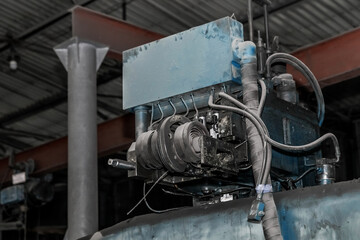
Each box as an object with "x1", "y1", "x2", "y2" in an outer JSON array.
[
  {"x1": 248, "y1": 0, "x2": 254, "y2": 42},
  {"x1": 272, "y1": 73, "x2": 297, "y2": 104},
  {"x1": 134, "y1": 106, "x2": 150, "y2": 139},
  {"x1": 263, "y1": 4, "x2": 271, "y2": 56},
  {"x1": 54, "y1": 38, "x2": 108, "y2": 240},
  {"x1": 317, "y1": 164, "x2": 336, "y2": 185}
]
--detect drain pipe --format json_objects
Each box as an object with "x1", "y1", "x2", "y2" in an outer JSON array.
[
  {"x1": 54, "y1": 37, "x2": 108, "y2": 240},
  {"x1": 232, "y1": 40, "x2": 283, "y2": 240}
]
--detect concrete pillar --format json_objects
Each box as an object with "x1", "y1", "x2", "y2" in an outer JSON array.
[{"x1": 54, "y1": 37, "x2": 108, "y2": 240}]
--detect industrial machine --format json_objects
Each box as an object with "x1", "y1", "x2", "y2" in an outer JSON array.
[
  {"x1": 0, "y1": 150, "x2": 54, "y2": 236},
  {"x1": 104, "y1": 3, "x2": 341, "y2": 240}
]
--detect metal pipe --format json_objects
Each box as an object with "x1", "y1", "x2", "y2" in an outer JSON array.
[
  {"x1": 54, "y1": 37, "x2": 108, "y2": 240},
  {"x1": 134, "y1": 106, "x2": 150, "y2": 139},
  {"x1": 122, "y1": 0, "x2": 127, "y2": 20},
  {"x1": 248, "y1": 0, "x2": 254, "y2": 42},
  {"x1": 263, "y1": 4, "x2": 271, "y2": 55}
]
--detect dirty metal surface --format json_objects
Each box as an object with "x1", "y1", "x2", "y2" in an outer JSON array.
[
  {"x1": 80, "y1": 179, "x2": 360, "y2": 240},
  {"x1": 122, "y1": 17, "x2": 244, "y2": 109},
  {"x1": 200, "y1": 135, "x2": 247, "y2": 173},
  {"x1": 262, "y1": 93, "x2": 320, "y2": 185}
]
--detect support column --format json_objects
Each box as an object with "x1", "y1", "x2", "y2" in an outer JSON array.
[
  {"x1": 54, "y1": 37, "x2": 108, "y2": 240},
  {"x1": 353, "y1": 119, "x2": 360, "y2": 178}
]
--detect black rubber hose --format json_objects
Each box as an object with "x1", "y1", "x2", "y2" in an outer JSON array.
[
  {"x1": 208, "y1": 94, "x2": 270, "y2": 185},
  {"x1": 218, "y1": 92, "x2": 340, "y2": 164},
  {"x1": 265, "y1": 53, "x2": 325, "y2": 126},
  {"x1": 218, "y1": 92, "x2": 270, "y2": 185}
]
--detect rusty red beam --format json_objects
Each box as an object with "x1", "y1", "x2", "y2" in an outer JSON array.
[
  {"x1": 72, "y1": 6, "x2": 164, "y2": 60},
  {"x1": 288, "y1": 27, "x2": 360, "y2": 89},
  {"x1": 0, "y1": 114, "x2": 135, "y2": 182}
]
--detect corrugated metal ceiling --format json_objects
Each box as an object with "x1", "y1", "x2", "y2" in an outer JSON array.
[{"x1": 0, "y1": 0, "x2": 359, "y2": 157}]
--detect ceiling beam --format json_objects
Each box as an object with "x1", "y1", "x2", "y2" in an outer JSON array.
[
  {"x1": 0, "y1": 0, "x2": 98, "y2": 53},
  {"x1": 288, "y1": 27, "x2": 360, "y2": 88},
  {"x1": 72, "y1": 6, "x2": 164, "y2": 60},
  {"x1": 0, "y1": 114, "x2": 135, "y2": 183}
]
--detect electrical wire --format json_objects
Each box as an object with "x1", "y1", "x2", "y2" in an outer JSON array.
[
  {"x1": 217, "y1": 92, "x2": 271, "y2": 186},
  {"x1": 235, "y1": 140, "x2": 247, "y2": 149},
  {"x1": 127, "y1": 171, "x2": 169, "y2": 215},
  {"x1": 217, "y1": 92, "x2": 340, "y2": 181},
  {"x1": 143, "y1": 183, "x2": 182, "y2": 213},
  {"x1": 161, "y1": 188, "x2": 193, "y2": 197},
  {"x1": 173, "y1": 185, "x2": 198, "y2": 196},
  {"x1": 208, "y1": 93, "x2": 270, "y2": 187},
  {"x1": 293, "y1": 167, "x2": 316, "y2": 183},
  {"x1": 270, "y1": 57, "x2": 323, "y2": 122},
  {"x1": 265, "y1": 53, "x2": 325, "y2": 126},
  {"x1": 238, "y1": 164, "x2": 253, "y2": 171},
  {"x1": 164, "y1": 186, "x2": 252, "y2": 199},
  {"x1": 258, "y1": 78, "x2": 267, "y2": 116},
  {"x1": 266, "y1": 133, "x2": 340, "y2": 162},
  {"x1": 271, "y1": 167, "x2": 316, "y2": 189}
]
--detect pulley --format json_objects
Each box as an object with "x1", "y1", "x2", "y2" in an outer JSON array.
[
  {"x1": 135, "y1": 130, "x2": 162, "y2": 169},
  {"x1": 157, "y1": 115, "x2": 190, "y2": 173},
  {"x1": 174, "y1": 121, "x2": 209, "y2": 164}
]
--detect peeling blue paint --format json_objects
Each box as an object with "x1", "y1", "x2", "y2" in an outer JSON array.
[
  {"x1": 91, "y1": 180, "x2": 360, "y2": 240},
  {"x1": 122, "y1": 17, "x2": 244, "y2": 109}
]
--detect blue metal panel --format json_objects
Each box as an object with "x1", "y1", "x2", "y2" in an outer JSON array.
[
  {"x1": 262, "y1": 94, "x2": 321, "y2": 185},
  {"x1": 122, "y1": 17, "x2": 243, "y2": 109},
  {"x1": 84, "y1": 180, "x2": 360, "y2": 240}
]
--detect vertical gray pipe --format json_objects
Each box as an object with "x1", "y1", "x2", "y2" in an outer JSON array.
[
  {"x1": 238, "y1": 42, "x2": 283, "y2": 240},
  {"x1": 263, "y1": 4, "x2": 271, "y2": 55},
  {"x1": 54, "y1": 37, "x2": 108, "y2": 240},
  {"x1": 134, "y1": 106, "x2": 150, "y2": 139},
  {"x1": 248, "y1": 0, "x2": 254, "y2": 42}
]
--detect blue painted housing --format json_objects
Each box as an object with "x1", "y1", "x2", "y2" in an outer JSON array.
[
  {"x1": 122, "y1": 17, "x2": 243, "y2": 109},
  {"x1": 85, "y1": 180, "x2": 360, "y2": 240}
]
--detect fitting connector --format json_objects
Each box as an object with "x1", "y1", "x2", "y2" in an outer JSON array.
[{"x1": 248, "y1": 194, "x2": 265, "y2": 223}]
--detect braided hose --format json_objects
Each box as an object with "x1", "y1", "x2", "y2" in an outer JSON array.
[{"x1": 237, "y1": 41, "x2": 283, "y2": 240}]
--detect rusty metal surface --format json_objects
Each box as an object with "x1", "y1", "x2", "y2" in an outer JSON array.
[
  {"x1": 0, "y1": 114, "x2": 135, "y2": 183},
  {"x1": 72, "y1": 6, "x2": 164, "y2": 60},
  {"x1": 288, "y1": 27, "x2": 360, "y2": 89},
  {"x1": 81, "y1": 179, "x2": 360, "y2": 240}
]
